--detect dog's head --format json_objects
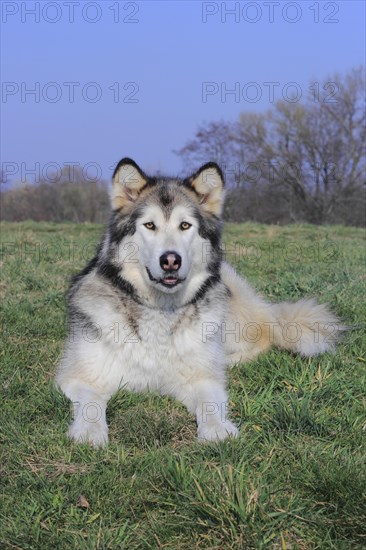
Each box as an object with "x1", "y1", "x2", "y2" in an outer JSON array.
[{"x1": 103, "y1": 158, "x2": 225, "y2": 306}]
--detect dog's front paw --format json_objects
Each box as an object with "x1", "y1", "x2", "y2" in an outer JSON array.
[
  {"x1": 68, "y1": 418, "x2": 109, "y2": 448},
  {"x1": 197, "y1": 420, "x2": 239, "y2": 442}
]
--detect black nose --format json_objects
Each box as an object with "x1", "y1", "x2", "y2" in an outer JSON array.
[{"x1": 160, "y1": 251, "x2": 182, "y2": 271}]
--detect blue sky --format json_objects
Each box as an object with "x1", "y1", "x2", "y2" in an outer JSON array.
[{"x1": 1, "y1": 0, "x2": 365, "y2": 184}]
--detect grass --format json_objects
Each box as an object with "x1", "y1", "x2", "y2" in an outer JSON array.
[{"x1": 0, "y1": 220, "x2": 365, "y2": 549}]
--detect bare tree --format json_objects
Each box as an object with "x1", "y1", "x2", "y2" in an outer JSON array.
[{"x1": 174, "y1": 67, "x2": 366, "y2": 226}]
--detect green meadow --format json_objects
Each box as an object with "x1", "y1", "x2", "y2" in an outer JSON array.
[{"x1": 1, "y1": 221, "x2": 365, "y2": 549}]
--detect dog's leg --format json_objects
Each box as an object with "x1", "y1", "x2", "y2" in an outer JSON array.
[
  {"x1": 177, "y1": 380, "x2": 239, "y2": 442},
  {"x1": 59, "y1": 380, "x2": 110, "y2": 447}
]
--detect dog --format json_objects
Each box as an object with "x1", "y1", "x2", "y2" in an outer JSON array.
[{"x1": 55, "y1": 158, "x2": 342, "y2": 446}]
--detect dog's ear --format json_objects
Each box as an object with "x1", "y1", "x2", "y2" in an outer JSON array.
[
  {"x1": 187, "y1": 162, "x2": 225, "y2": 216},
  {"x1": 111, "y1": 158, "x2": 148, "y2": 209}
]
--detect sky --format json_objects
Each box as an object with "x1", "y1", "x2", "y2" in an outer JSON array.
[{"x1": 1, "y1": 0, "x2": 365, "y2": 185}]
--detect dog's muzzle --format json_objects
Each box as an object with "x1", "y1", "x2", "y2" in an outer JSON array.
[{"x1": 146, "y1": 260, "x2": 185, "y2": 288}]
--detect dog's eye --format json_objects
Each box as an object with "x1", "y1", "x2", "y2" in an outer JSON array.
[
  {"x1": 180, "y1": 222, "x2": 192, "y2": 231},
  {"x1": 144, "y1": 222, "x2": 156, "y2": 230}
]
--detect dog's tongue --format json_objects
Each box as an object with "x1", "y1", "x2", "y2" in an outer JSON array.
[{"x1": 162, "y1": 276, "x2": 178, "y2": 285}]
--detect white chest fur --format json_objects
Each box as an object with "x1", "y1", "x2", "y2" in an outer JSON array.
[{"x1": 69, "y1": 295, "x2": 227, "y2": 398}]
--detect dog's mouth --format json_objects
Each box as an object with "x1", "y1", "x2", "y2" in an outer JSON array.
[{"x1": 146, "y1": 267, "x2": 184, "y2": 288}]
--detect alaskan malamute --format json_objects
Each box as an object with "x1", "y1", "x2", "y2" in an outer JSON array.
[{"x1": 56, "y1": 158, "x2": 341, "y2": 446}]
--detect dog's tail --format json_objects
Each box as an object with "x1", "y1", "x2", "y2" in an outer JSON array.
[
  {"x1": 271, "y1": 298, "x2": 347, "y2": 356},
  {"x1": 221, "y1": 261, "x2": 349, "y2": 360}
]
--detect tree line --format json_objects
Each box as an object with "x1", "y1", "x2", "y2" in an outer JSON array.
[
  {"x1": 1, "y1": 68, "x2": 365, "y2": 226},
  {"x1": 0, "y1": 171, "x2": 110, "y2": 223}
]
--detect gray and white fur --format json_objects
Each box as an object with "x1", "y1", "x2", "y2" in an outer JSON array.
[{"x1": 55, "y1": 158, "x2": 342, "y2": 446}]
